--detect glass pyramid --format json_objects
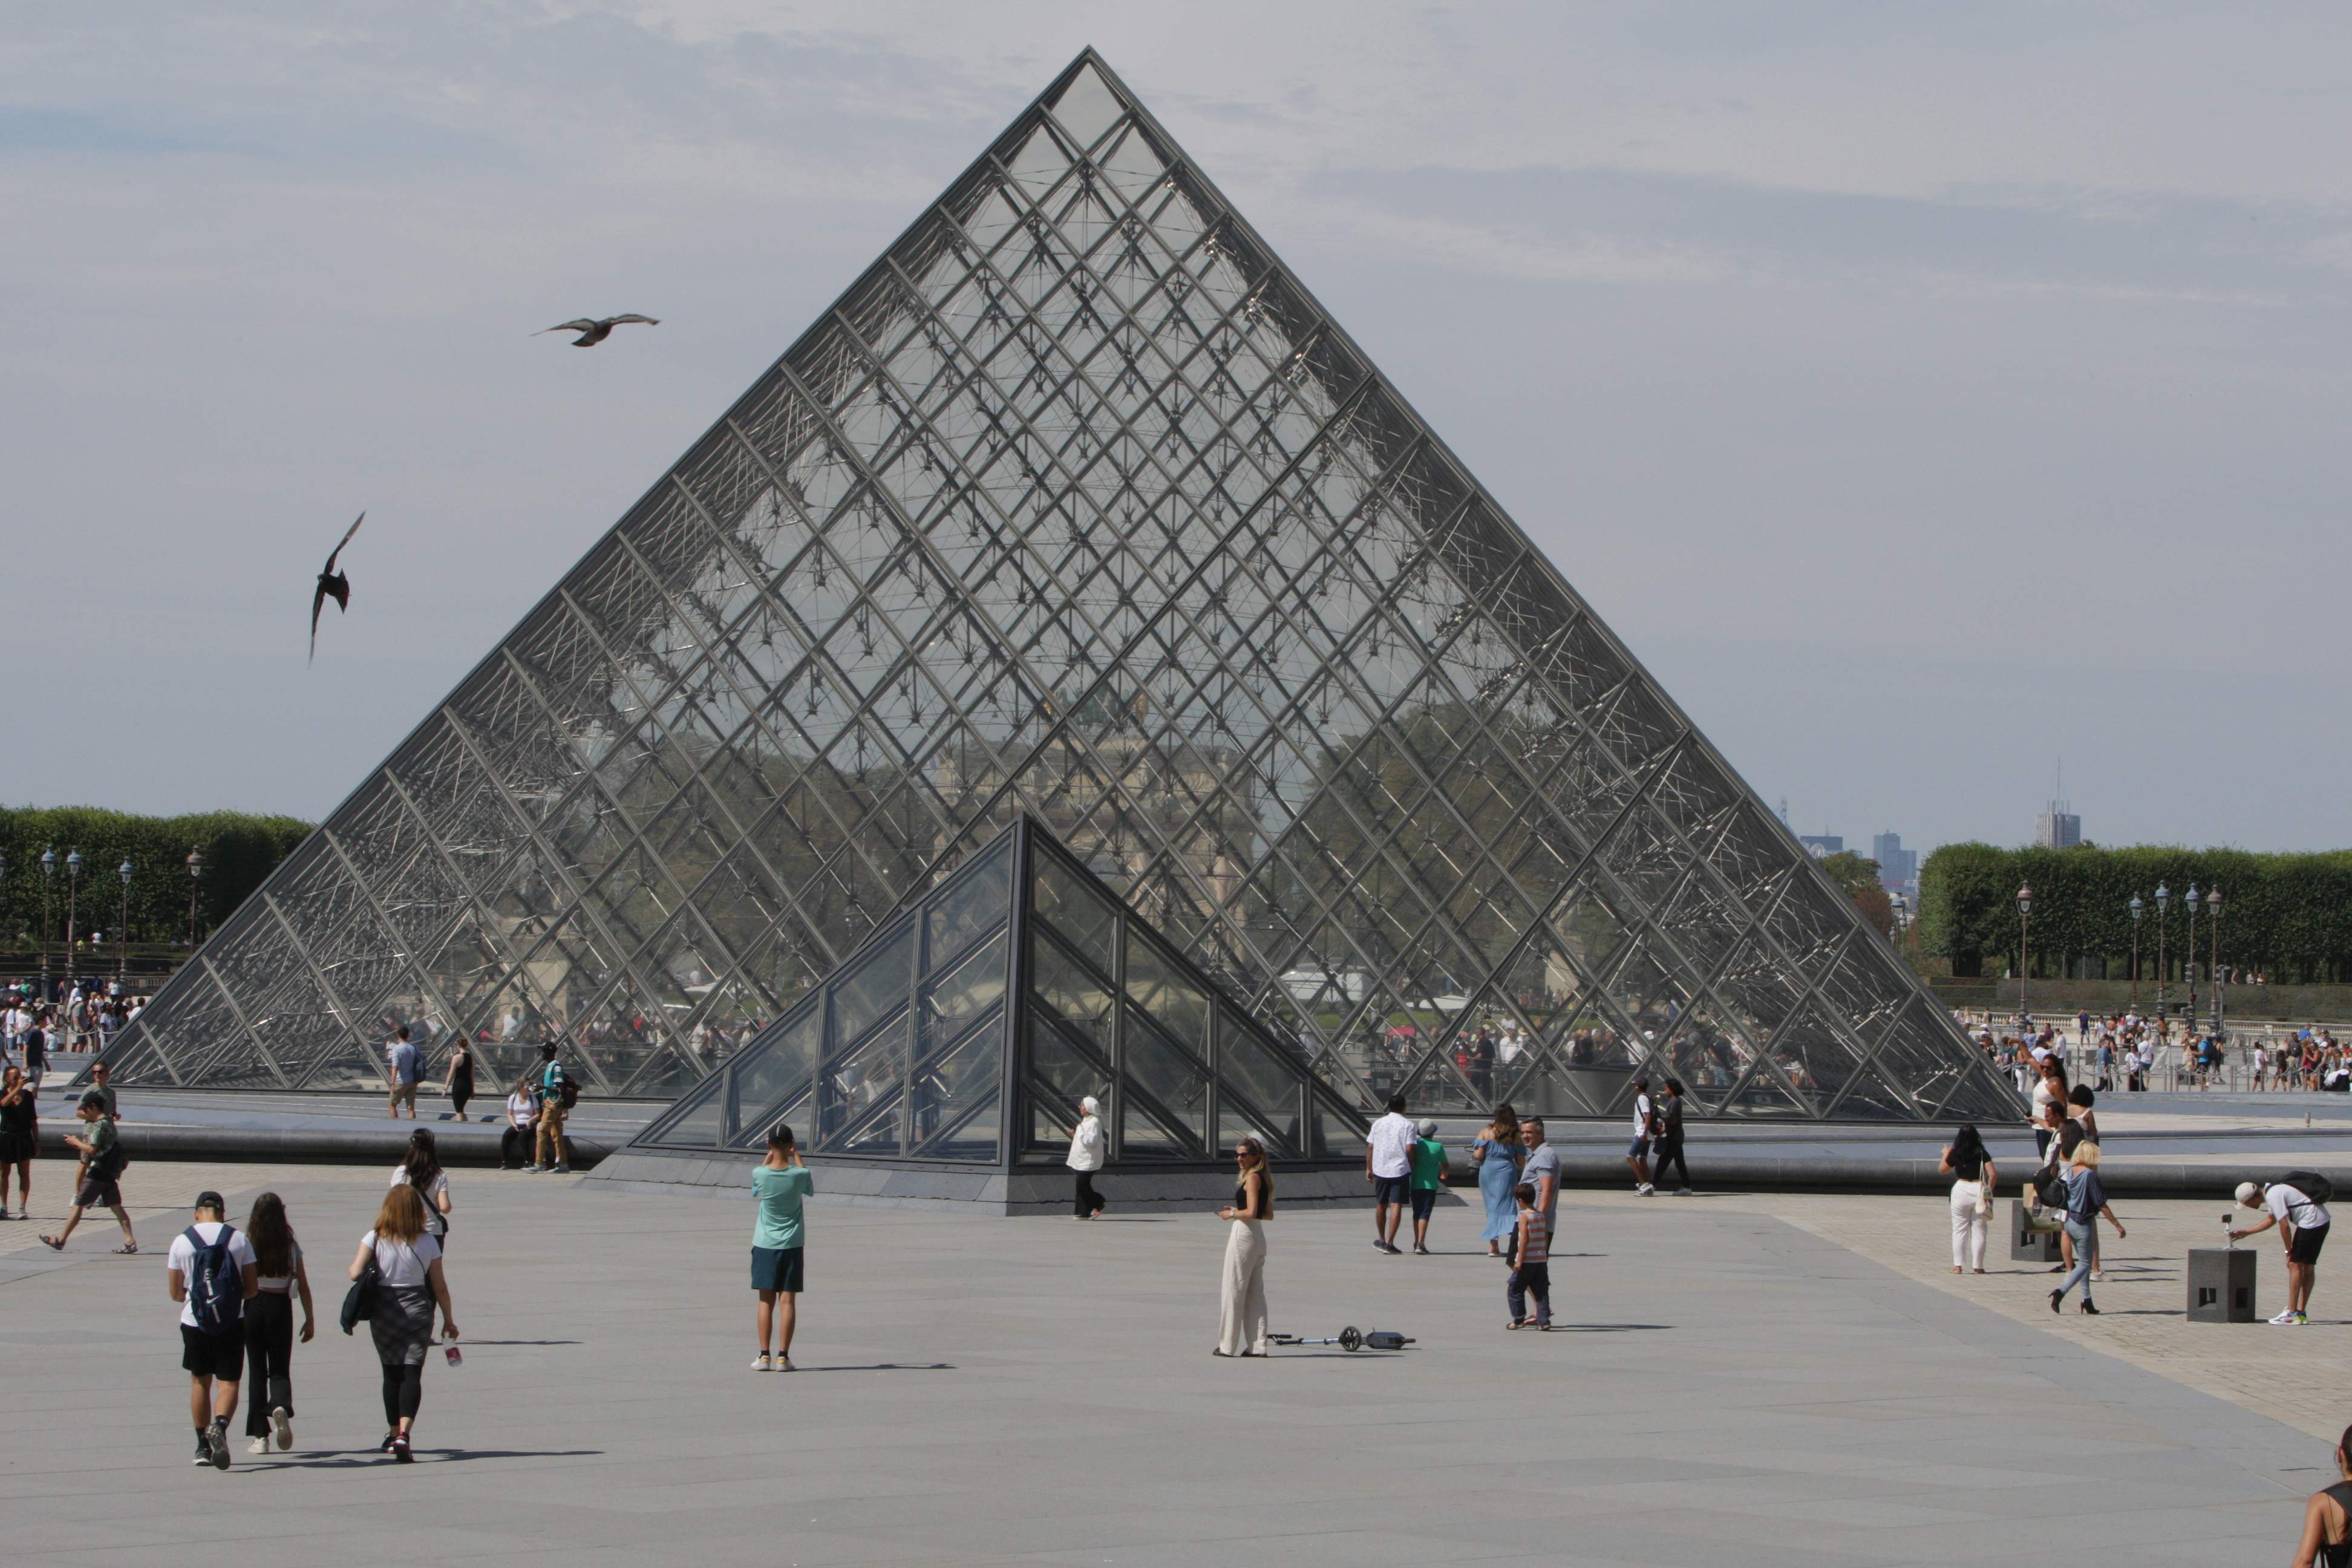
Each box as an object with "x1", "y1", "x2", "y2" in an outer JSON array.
[
  {"x1": 632, "y1": 815, "x2": 1366, "y2": 1168},
  {"x1": 101, "y1": 49, "x2": 2018, "y2": 1126}
]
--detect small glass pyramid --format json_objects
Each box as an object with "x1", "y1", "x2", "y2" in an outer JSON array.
[{"x1": 632, "y1": 815, "x2": 1367, "y2": 1169}]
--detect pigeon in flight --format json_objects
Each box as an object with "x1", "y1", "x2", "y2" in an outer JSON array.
[
  {"x1": 535, "y1": 314, "x2": 659, "y2": 347},
  {"x1": 310, "y1": 512, "x2": 364, "y2": 665}
]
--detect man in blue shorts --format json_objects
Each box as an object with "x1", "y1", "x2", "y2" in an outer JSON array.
[{"x1": 1364, "y1": 1096, "x2": 1417, "y2": 1255}]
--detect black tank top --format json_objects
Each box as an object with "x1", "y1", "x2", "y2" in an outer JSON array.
[{"x1": 2321, "y1": 1483, "x2": 2352, "y2": 1568}]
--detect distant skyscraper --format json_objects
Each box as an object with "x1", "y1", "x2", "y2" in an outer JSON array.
[
  {"x1": 1798, "y1": 834, "x2": 1844, "y2": 860},
  {"x1": 1872, "y1": 831, "x2": 1919, "y2": 898},
  {"x1": 2035, "y1": 802, "x2": 2081, "y2": 850}
]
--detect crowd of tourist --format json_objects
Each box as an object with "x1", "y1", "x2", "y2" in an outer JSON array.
[{"x1": 1964, "y1": 1008, "x2": 2352, "y2": 1096}]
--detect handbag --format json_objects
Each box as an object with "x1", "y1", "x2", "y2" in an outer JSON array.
[{"x1": 340, "y1": 1254, "x2": 381, "y2": 1335}]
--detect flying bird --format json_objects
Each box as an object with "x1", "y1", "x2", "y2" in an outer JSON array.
[
  {"x1": 535, "y1": 314, "x2": 659, "y2": 347},
  {"x1": 310, "y1": 511, "x2": 364, "y2": 665}
]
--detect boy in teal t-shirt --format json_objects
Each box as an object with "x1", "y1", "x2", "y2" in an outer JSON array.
[
  {"x1": 1406, "y1": 1119, "x2": 1448, "y2": 1255},
  {"x1": 750, "y1": 1124, "x2": 813, "y2": 1371}
]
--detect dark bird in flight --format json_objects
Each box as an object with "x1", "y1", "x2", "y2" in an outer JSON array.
[
  {"x1": 310, "y1": 512, "x2": 364, "y2": 665},
  {"x1": 535, "y1": 314, "x2": 659, "y2": 347}
]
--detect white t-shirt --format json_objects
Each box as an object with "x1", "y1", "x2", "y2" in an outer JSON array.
[
  {"x1": 2267, "y1": 1185, "x2": 2331, "y2": 1230},
  {"x1": 362, "y1": 1229, "x2": 443, "y2": 1288},
  {"x1": 507, "y1": 1089, "x2": 536, "y2": 1128},
  {"x1": 1366, "y1": 1112, "x2": 1417, "y2": 1178},
  {"x1": 391, "y1": 1168, "x2": 451, "y2": 1235},
  {"x1": 1632, "y1": 1093, "x2": 1654, "y2": 1138},
  {"x1": 1066, "y1": 1115, "x2": 1105, "y2": 1172},
  {"x1": 167, "y1": 1221, "x2": 258, "y2": 1328}
]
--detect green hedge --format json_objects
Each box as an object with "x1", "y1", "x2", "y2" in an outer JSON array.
[
  {"x1": 0, "y1": 806, "x2": 313, "y2": 948},
  {"x1": 1919, "y1": 842, "x2": 2352, "y2": 982}
]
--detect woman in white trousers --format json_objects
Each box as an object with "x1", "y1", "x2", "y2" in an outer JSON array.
[
  {"x1": 1215, "y1": 1137, "x2": 1273, "y2": 1357},
  {"x1": 1939, "y1": 1124, "x2": 1997, "y2": 1273}
]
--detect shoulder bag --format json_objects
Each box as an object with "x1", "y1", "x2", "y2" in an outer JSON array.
[{"x1": 340, "y1": 1252, "x2": 381, "y2": 1334}]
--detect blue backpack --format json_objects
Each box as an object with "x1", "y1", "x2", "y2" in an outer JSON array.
[{"x1": 183, "y1": 1225, "x2": 245, "y2": 1334}]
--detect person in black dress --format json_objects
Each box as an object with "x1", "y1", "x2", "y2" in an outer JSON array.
[
  {"x1": 443, "y1": 1040, "x2": 475, "y2": 1122},
  {"x1": 0, "y1": 1067, "x2": 35, "y2": 1221}
]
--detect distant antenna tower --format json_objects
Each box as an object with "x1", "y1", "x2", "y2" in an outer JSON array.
[{"x1": 1777, "y1": 796, "x2": 1790, "y2": 826}]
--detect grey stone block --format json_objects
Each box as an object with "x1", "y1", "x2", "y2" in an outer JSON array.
[
  {"x1": 2186, "y1": 1247, "x2": 2258, "y2": 1322},
  {"x1": 2010, "y1": 1198, "x2": 2063, "y2": 1263}
]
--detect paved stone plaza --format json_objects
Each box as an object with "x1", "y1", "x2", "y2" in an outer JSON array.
[{"x1": 0, "y1": 1161, "x2": 2341, "y2": 1567}]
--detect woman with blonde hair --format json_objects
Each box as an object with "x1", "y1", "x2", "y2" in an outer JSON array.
[
  {"x1": 1214, "y1": 1137, "x2": 1274, "y2": 1357},
  {"x1": 348, "y1": 1184, "x2": 459, "y2": 1461},
  {"x1": 2050, "y1": 1140, "x2": 2123, "y2": 1317}
]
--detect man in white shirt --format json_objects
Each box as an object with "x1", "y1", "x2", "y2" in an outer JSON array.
[
  {"x1": 1625, "y1": 1077, "x2": 1656, "y2": 1195},
  {"x1": 167, "y1": 1189, "x2": 260, "y2": 1469},
  {"x1": 1364, "y1": 1096, "x2": 1417, "y2": 1255},
  {"x1": 2233, "y1": 1178, "x2": 2331, "y2": 1324}
]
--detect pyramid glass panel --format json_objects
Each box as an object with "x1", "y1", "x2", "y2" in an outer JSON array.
[{"x1": 105, "y1": 49, "x2": 2017, "y2": 1126}]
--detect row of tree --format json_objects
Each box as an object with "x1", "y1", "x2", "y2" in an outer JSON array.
[
  {"x1": 1919, "y1": 842, "x2": 2352, "y2": 983},
  {"x1": 0, "y1": 807, "x2": 313, "y2": 949}
]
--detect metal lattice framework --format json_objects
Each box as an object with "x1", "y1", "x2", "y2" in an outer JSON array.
[{"x1": 104, "y1": 50, "x2": 2017, "y2": 1125}]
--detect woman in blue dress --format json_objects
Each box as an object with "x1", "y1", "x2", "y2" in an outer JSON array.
[{"x1": 1471, "y1": 1103, "x2": 1524, "y2": 1256}]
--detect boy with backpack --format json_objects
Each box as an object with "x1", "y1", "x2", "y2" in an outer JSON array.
[
  {"x1": 40, "y1": 1090, "x2": 137, "y2": 1254},
  {"x1": 166, "y1": 1190, "x2": 259, "y2": 1469},
  {"x1": 2232, "y1": 1172, "x2": 2333, "y2": 1325}
]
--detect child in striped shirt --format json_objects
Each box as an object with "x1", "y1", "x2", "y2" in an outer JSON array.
[{"x1": 1506, "y1": 1182, "x2": 1550, "y2": 1330}]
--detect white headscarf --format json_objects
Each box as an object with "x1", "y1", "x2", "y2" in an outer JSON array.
[{"x1": 1079, "y1": 1095, "x2": 1100, "y2": 1118}]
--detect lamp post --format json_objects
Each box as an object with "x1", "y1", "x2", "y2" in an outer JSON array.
[
  {"x1": 2209, "y1": 885, "x2": 2223, "y2": 1039},
  {"x1": 116, "y1": 858, "x2": 132, "y2": 987},
  {"x1": 63, "y1": 848, "x2": 82, "y2": 990},
  {"x1": 2154, "y1": 882, "x2": 2169, "y2": 1045},
  {"x1": 186, "y1": 848, "x2": 204, "y2": 949},
  {"x1": 2016, "y1": 881, "x2": 2033, "y2": 1030},
  {"x1": 2184, "y1": 881, "x2": 2200, "y2": 1043},
  {"x1": 2128, "y1": 893, "x2": 2144, "y2": 1010},
  {"x1": 39, "y1": 847, "x2": 55, "y2": 1000},
  {"x1": 0, "y1": 848, "x2": 8, "y2": 968}
]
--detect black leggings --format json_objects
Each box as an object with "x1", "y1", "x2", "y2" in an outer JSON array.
[
  {"x1": 1653, "y1": 1138, "x2": 1691, "y2": 1189},
  {"x1": 243, "y1": 1291, "x2": 296, "y2": 1437},
  {"x1": 381, "y1": 1362, "x2": 424, "y2": 1426},
  {"x1": 500, "y1": 1126, "x2": 534, "y2": 1168},
  {"x1": 1073, "y1": 1171, "x2": 1104, "y2": 1217}
]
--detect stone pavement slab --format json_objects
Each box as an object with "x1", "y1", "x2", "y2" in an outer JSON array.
[{"x1": 0, "y1": 1165, "x2": 2336, "y2": 1567}]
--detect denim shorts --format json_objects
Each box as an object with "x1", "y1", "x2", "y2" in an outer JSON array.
[
  {"x1": 1627, "y1": 1136, "x2": 1650, "y2": 1158},
  {"x1": 1371, "y1": 1175, "x2": 1411, "y2": 1206}
]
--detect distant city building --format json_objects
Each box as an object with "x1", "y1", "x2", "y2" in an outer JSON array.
[
  {"x1": 2035, "y1": 801, "x2": 2081, "y2": 850},
  {"x1": 1871, "y1": 831, "x2": 1919, "y2": 900},
  {"x1": 1797, "y1": 834, "x2": 1843, "y2": 860}
]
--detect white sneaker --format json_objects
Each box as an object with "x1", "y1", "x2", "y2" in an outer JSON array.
[
  {"x1": 2268, "y1": 1308, "x2": 2300, "y2": 1325},
  {"x1": 751, "y1": 1353, "x2": 771, "y2": 1371},
  {"x1": 247, "y1": 1436, "x2": 269, "y2": 1455},
  {"x1": 1637, "y1": 1183, "x2": 1654, "y2": 1195},
  {"x1": 774, "y1": 1356, "x2": 795, "y2": 1372},
  {"x1": 271, "y1": 1406, "x2": 292, "y2": 1450}
]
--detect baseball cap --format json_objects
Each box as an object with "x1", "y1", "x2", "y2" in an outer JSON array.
[
  {"x1": 2235, "y1": 1181, "x2": 2262, "y2": 1206},
  {"x1": 194, "y1": 1190, "x2": 226, "y2": 1214}
]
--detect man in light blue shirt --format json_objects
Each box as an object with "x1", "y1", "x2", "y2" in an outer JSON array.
[{"x1": 385, "y1": 1027, "x2": 423, "y2": 1120}]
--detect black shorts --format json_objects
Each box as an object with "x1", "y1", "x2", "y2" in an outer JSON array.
[
  {"x1": 76, "y1": 1175, "x2": 122, "y2": 1208},
  {"x1": 751, "y1": 1246, "x2": 804, "y2": 1293},
  {"x1": 2290, "y1": 1224, "x2": 2329, "y2": 1266},
  {"x1": 1371, "y1": 1175, "x2": 1410, "y2": 1206},
  {"x1": 181, "y1": 1321, "x2": 246, "y2": 1380},
  {"x1": 1409, "y1": 1187, "x2": 1439, "y2": 1220}
]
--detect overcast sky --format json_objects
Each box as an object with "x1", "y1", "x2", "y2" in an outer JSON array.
[{"x1": 6, "y1": 2, "x2": 2348, "y2": 855}]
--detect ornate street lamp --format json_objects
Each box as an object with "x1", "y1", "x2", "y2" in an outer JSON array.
[
  {"x1": 0, "y1": 848, "x2": 8, "y2": 967},
  {"x1": 2128, "y1": 893, "x2": 2144, "y2": 1011},
  {"x1": 64, "y1": 848, "x2": 82, "y2": 985},
  {"x1": 39, "y1": 847, "x2": 55, "y2": 999},
  {"x1": 2016, "y1": 881, "x2": 2033, "y2": 1028},
  {"x1": 2154, "y1": 882, "x2": 2170, "y2": 1043},
  {"x1": 117, "y1": 858, "x2": 133, "y2": 987},
  {"x1": 186, "y1": 847, "x2": 205, "y2": 949},
  {"x1": 2184, "y1": 881, "x2": 2200, "y2": 1041},
  {"x1": 2208, "y1": 885, "x2": 2223, "y2": 1039}
]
